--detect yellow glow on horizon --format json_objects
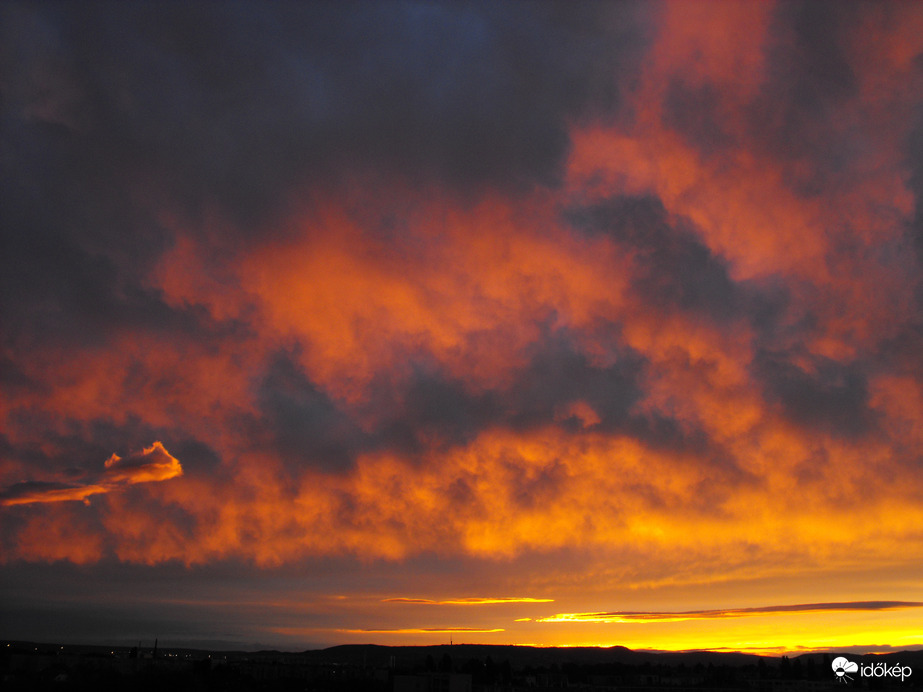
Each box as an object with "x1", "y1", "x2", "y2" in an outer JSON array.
[
  {"x1": 251, "y1": 602, "x2": 923, "y2": 655},
  {"x1": 511, "y1": 608, "x2": 923, "y2": 655},
  {"x1": 537, "y1": 601, "x2": 923, "y2": 625},
  {"x1": 260, "y1": 613, "x2": 923, "y2": 655}
]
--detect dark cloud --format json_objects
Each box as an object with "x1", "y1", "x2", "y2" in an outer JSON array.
[
  {"x1": 566, "y1": 195, "x2": 742, "y2": 323},
  {"x1": 2, "y1": 0, "x2": 650, "y2": 226},
  {"x1": 906, "y1": 52, "x2": 923, "y2": 280},
  {"x1": 365, "y1": 361, "x2": 500, "y2": 458},
  {"x1": 357, "y1": 328, "x2": 644, "y2": 457},
  {"x1": 366, "y1": 327, "x2": 723, "y2": 463},
  {"x1": 770, "y1": 1, "x2": 859, "y2": 108},
  {"x1": 2, "y1": 410, "x2": 131, "y2": 472},
  {"x1": 661, "y1": 79, "x2": 736, "y2": 155},
  {"x1": 749, "y1": 0, "x2": 864, "y2": 196},
  {"x1": 0, "y1": 145, "x2": 250, "y2": 358},
  {"x1": 0, "y1": 234, "x2": 219, "y2": 352},
  {"x1": 254, "y1": 349, "x2": 367, "y2": 474},
  {"x1": 753, "y1": 352, "x2": 875, "y2": 438},
  {"x1": 504, "y1": 327, "x2": 643, "y2": 432},
  {"x1": 249, "y1": 323, "x2": 722, "y2": 475}
]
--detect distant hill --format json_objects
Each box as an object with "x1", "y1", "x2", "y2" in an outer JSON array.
[{"x1": 296, "y1": 642, "x2": 923, "y2": 669}]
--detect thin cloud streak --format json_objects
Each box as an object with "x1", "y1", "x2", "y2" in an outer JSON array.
[
  {"x1": 539, "y1": 601, "x2": 923, "y2": 624},
  {"x1": 339, "y1": 628, "x2": 507, "y2": 635},
  {"x1": 269, "y1": 627, "x2": 506, "y2": 637},
  {"x1": 382, "y1": 597, "x2": 554, "y2": 605}
]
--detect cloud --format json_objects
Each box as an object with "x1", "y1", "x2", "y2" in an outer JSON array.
[
  {"x1": 336, "y1": 627, "x2": 505, "y2": 634},
  {"x1": 382, "y1": 597, "x2": 554, "y2": 605},
  {"x1": 753, "y1": 352, "x2": 876, "y2": 437},
  {"x1": 263, "y1": 625, "x2": 506, "y2": 642},
  {"x1": 252, "y1": 349, "x2": 367, "y2": 473},
  {"x1": 0, "y1": 0, "x2": 650, "y2": 242},
  {"x1": 538, "y1": 601, "x2": 923, "y2": 624},
  {"x1": 1, "y1": 442, "x2": 182, "y2": 506},
  {"x1": 0, "y1": 481, "x2": 108, "y2": 507},
  {"x1": 101, "y1": 441, "x2": 183, "y2": 484},
  {"x1": 565, "y1": 195, "x2": 743, "y2": 324}
]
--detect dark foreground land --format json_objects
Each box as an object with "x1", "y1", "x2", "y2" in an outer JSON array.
[{"x1": 3, "y1": 641, "x2": 922, "y2": 692}]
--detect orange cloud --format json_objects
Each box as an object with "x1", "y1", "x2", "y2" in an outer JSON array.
[
  {"x1": 1, "y1": 442, "x2": 182, "y2": 507},
  {"x1": 12, "y1": 504, "x2": 105, "y2": 564},
  {"x1": 3, "y1": 418, "x2": 914, "y2": 582},
  {"x1": 0, "y1": 483, "x2": 109, "y2": 507}
]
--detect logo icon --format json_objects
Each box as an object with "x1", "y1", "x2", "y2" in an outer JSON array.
[{"x1": 832, "y1": 657, "x2": 858, "y2": 683}]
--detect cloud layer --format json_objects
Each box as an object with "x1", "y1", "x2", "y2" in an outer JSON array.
[{"x1": 2, "y1": 0, "x2": 923, "y2": 649}]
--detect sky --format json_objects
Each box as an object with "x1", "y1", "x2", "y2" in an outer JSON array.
[{"x1": 2, "y1": 0, "x2": 923, "y2": 655}]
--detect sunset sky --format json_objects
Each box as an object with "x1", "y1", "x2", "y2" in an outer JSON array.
[{"x1": 2, "y1": 0, "x2": 923, "y2": 655}]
